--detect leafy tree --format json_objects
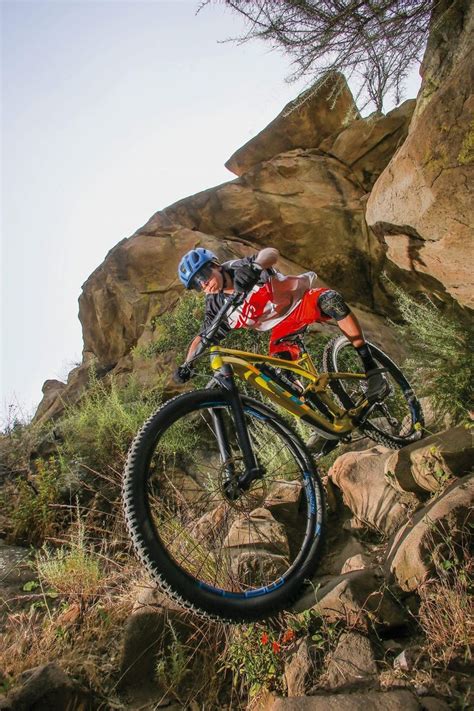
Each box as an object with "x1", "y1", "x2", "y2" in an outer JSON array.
[{"x1": 202, "y1": 0, "x2": 436, "y2": 112}]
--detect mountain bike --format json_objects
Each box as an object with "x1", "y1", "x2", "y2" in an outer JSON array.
[{"x1": 123, "y1": 292, "x2": 424, "y2": 622}]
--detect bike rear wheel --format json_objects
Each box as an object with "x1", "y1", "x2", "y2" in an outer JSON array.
[
  {"x1": 123, "y1": 389, "x2": 325, "y2": 622},
  {"x1": 322, "y1": 336, "x2": 424, "y2": 449}
]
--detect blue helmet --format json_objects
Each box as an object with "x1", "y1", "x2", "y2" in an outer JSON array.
[{"x1": 178, "y1": 248, "x2": 218, "y2": 289}]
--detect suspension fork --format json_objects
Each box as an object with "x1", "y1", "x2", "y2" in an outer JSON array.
[{"x1": 211, "y1": 365, "x2": 263, "y2": 490}]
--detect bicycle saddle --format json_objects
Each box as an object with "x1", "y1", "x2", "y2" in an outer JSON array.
[{"x1": 272, "y1": 327, "x2": 307, "y2": 346}]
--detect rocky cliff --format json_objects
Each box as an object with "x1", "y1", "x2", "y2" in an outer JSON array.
[{"x1": 33, "y1": 2, "x2": 472, "y2": 424}]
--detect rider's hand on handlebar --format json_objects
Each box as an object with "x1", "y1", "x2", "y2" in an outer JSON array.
[
  {"x1": 173, "y1": 363, "x2": 195, "y2": 384},
  {"x1": 233, "y1": 263, "x2": 262, "y2": 293}
]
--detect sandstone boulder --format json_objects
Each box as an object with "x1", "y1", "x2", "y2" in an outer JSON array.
[
  {"x1": 119, "y1": 584, "x2": 190, "y2": 690},
  {"x1": 225, "y1": 73, "x2": 358, "y2": 176},
  {"x1": 223, "y1": 507, "x2": 290, "y2": 556},
  {"x1": 384, "y1": 425, "x2": 473, "y2": 495},
  {"x1": 318, "y1": 533, "x2": 368, "y2": 577},
  {"x1": 33, "y1": 360, "x2": 93, "y2": 426},
  {"x1": 320, "y1": 100, "x2": 416, "y2": 190},
  {"x1": 386, "y1": 474, "x2": 474, "y2": 591},
  {"x1": 341, "y1": 553, "x2": 372, "y2": 575},
  {"x1": 366, "y1": 1, "x2": 474, "y2": 309},
  {"x1": 329, "y1": 446, "x2": 419, "y2": 536},
  {"x1": 32, "y1": 379, "x2": 67, "y2": 424},
  {"x1": 188, "y1": 504, "x2": 227, "y2": 544}
]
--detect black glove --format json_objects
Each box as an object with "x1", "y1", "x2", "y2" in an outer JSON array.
[
  {"x1": 233, "y1": 263, "x2": 262, "y2": 293},
  {"x1": 173, "y1": 363, "x2": 194, "y2": 384}
]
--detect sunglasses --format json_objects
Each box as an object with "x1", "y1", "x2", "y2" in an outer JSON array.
[{"x1": 191, "y1": 262, "x2": 216, "y2": 290}]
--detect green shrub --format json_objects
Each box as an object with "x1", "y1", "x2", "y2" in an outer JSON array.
[
  {"x1": 59, "y1": 372, "x2": 162, "y2": 470},
  {"x1": 390, "y1": 285, "x2": 473, "y2": 422},
  {"x1": 155, "y1": 621, "x2": 192, "y2": 690},
  {"x1": 0, "y1": 412, "x2": 46, "y2": 480},
  {"x1": 9, "y1": 457, "x2": 65, "y2": 545}
]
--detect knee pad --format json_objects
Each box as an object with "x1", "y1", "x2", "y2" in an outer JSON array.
[{"x1": 318, "y1": 290, "x2": 351, "y2": 321}]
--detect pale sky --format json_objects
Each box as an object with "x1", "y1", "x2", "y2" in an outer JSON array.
[{"x1": 1, "y1": 0, "x2": 422, "y2": 425}]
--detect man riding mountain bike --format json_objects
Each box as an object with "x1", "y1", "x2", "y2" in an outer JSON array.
[{"x1": 174, "y1": 246, "x2": 389, "y2": 403}]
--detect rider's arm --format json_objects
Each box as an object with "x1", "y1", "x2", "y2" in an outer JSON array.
[
  {"x1": 185, "y1": 334, "x2": 203, "y2": 363},
  {"x1": 174, "y1": 335, "x2": 203, "y2": 383}
]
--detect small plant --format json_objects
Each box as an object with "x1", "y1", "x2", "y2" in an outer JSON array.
[
  {"x1": 36, "y1": 504, "x2": 104, "y2": 606},
  {"x1": 389, "y1": 283, "x2": 473, "y2": 422},
  {"x1": 156, "y1": 621, "x2": 192, "y2": 689},
  {"x1": 287, "y1": 609, "x2": 340, "y2": 661},
  {"x1": 224, "y1": 624, "x2": 286, "y2": 698},
  {"x1": 423, "y1": 445, "x2": 452, "y2": 492}
]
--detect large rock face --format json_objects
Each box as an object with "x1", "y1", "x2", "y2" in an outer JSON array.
[
  {"x1": 225, "y1": 73, "x2": 358, "y2": 176},
  {"x1": 328, "y1": 446, "x2": 418, "y2": 536},
  {"x1": 366, "y1": 0, "x2": 474, "y2": 309},
  {"x1": 319, "y1": 100, "x2": 416, "y2": 190}
]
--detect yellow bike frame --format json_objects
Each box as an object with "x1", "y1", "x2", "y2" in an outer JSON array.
[{"x1": 209, "y1": 345, "x2": 369, "y2": 439}]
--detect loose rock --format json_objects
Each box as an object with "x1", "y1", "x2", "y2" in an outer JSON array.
[{"x1": 324, "y1": 631, "x2": 378, "y2": 689}]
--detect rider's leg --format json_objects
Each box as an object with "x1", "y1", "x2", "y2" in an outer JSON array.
[{"x1": 317, "y1": 290, "x2": 389, "y2": 402}]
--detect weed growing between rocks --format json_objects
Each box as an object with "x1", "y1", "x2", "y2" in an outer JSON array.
[
  {"x1": 36, "y1": 504, "x2": 104, "y2": 609},
  {"x1": 151, "y1": 617, "x2": 229, "y2": 708},
  {"x1": 224, "y1": 624, "x2": 286, "y2": 699},
  {"x1": 221, "y1": 611, "x2": 341, "y2": 703}
]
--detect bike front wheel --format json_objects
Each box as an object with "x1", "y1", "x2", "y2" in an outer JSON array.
[
  {"x1": 322, "y1": 336, "x2": 424, "y2": 449},
  {"x1": 123, "y1": 389, "x2": 325, "y2": 622}
]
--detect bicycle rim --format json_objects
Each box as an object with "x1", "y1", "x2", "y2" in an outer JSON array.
[{"x1": 123, "y1": 390, "x2": 325, "y2": 621}]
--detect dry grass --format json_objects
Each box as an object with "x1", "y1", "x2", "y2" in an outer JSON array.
[
  {"x1": 417, "y1": 517, "x2": 474, "y2": 669},
  {"x1": 418, "y1": 564, "x2": 473, "y2": 668},
  {"x1": 0, "y1": 560, "x2": 139, "y2": 700}
]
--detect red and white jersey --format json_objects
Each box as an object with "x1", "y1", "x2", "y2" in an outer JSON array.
[
  {"x1": 200, "y1": 256, "x2": 316, "y2": 340},
  {"x1": 227, "y1": 271, "x2": 316, "y2": 332}
]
